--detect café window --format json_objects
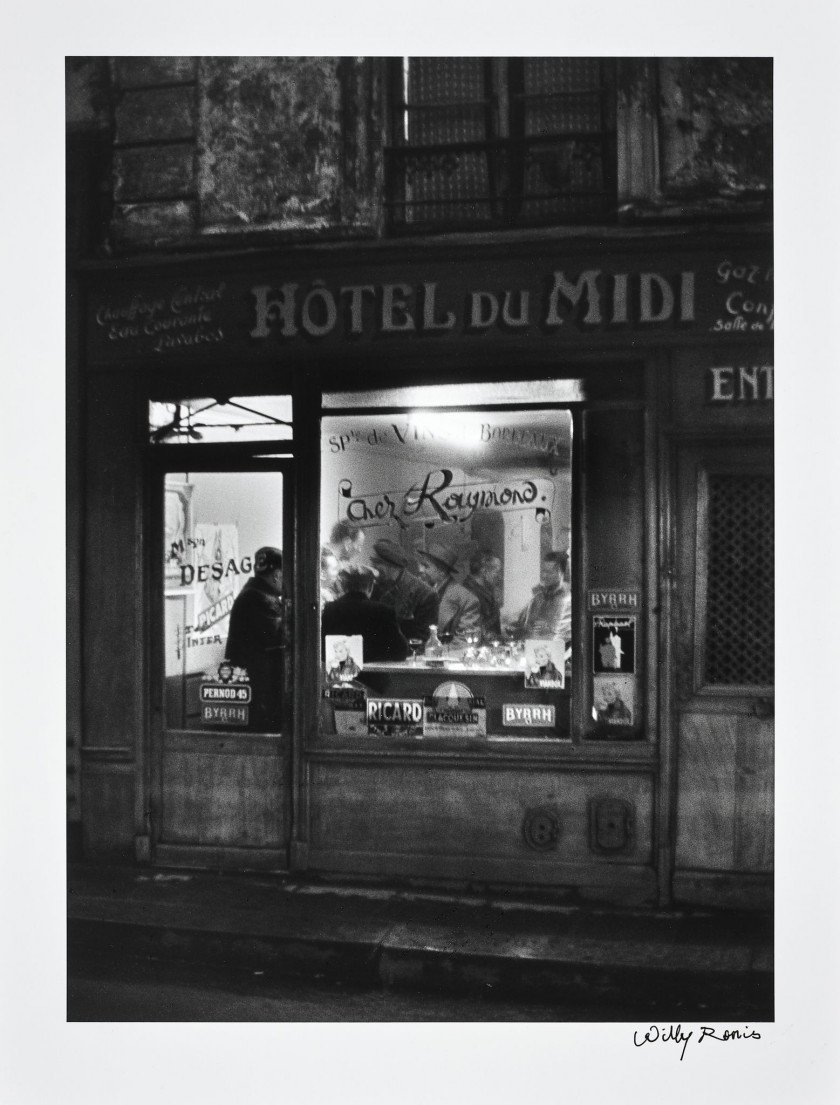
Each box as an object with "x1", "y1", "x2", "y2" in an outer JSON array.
[
  {"x1": 320, "y1": 382, "x2": 579, "y2": 741},
  {"x1": 385, "y1": 57, "x2": 617, "y2": 231}
]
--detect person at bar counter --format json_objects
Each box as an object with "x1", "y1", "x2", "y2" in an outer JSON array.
[
  {"x1": 225, "y1": 546, "x2": 285, "y2": 730},
  {"x1": 321, "y1": 566, "x2": 409, "y2": 662},
  {"x1": 510, "y1": 550, "x2": 572, "y2": 643},
  {"x1": 369, "y1": 537, "x2": 438, "y2": 643},
  {"x1": 462, "y1": 550, "x2": 502, "y2": 643},
  {"x1": 416, "y1": 543, "x2": 482, "y2": 652},
  {"x1": 329, "y1": 520, "x2": 365, "y2": 573}
]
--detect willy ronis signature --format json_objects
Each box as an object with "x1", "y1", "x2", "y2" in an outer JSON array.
[{"x1": 633, "y1": 1024, "x2": 761, "y2": 1061}]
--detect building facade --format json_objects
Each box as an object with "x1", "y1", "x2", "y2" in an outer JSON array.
[{"x1": 67, "y1": 57, "x2": 773, "y2": 909}]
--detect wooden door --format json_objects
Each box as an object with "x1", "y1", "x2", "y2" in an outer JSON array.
[
  {"x1": 152, "y1": 462, "x2": 294, "y2": 869},
  {"x1": 672, "y1": 442, "x2": 774, "y2": 907}
]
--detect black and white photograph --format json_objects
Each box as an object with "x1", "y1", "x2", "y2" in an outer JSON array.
[
  {"x1": 4, "y1": 10, "x2": 840, "y2": 1105},
  {"x1": 63, "y1": 45, "x2": 776, "y2": 1028}
]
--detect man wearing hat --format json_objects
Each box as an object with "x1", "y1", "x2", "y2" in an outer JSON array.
[
  {"x1": 416, "y1": 543, "x2": 482, "y2": 651},
  {"x1": 369, "y1": 537, "x2": 439, "y2": 644},
  {"x1": 225, "y1": 546, "x2": 286, "y2": 730}
]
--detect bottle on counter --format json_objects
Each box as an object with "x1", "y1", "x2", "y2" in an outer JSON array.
[{"x1": 424, "y1": 625, "x2": 444, "y2": 660}]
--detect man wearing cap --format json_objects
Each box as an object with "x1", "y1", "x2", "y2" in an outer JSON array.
[
  {"x1": 225, "y1": 546, "x2": 286, "y2": 730},
  {"x1": 416, "y1": 543, "x2": 482, "y2": 651},
  {"x1": 369, "y1": 537, "x2": 439, "y2": 644}
]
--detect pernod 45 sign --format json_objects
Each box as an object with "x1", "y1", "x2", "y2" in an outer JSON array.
[{"x1": 200, "y1": 662, "x2": 251, "y2": 727}]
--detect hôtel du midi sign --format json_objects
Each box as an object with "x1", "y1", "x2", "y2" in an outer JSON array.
[{"x1": 86, "y1": 252, "x2": 773, "y2": 365}]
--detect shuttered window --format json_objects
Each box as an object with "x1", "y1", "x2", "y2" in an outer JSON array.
[{"x1": 703, "y1": 473, "x2": 774, "y2": 686}]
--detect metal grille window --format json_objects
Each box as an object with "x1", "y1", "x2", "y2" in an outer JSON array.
[
  {"x1": 386, "y1": 57, "x2": 616, "y2": 231},
  {"x1": 704, "y1": 473, "x2": 774, "y2": 686}
]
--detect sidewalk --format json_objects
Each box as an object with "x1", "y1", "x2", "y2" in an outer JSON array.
[{"x1": 68, "y1": 864, "x2": 773, "y2": 1020}]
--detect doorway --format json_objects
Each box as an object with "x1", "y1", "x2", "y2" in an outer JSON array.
[
  {"x1": 152, "y1": 461, "x2": 295, "y2": 870},
  {"x1": 671, "y1": 441, "x2": 774, "y2": 906}
]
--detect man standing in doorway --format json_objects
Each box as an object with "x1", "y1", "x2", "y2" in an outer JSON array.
[{"x1": 225, "y1": 546, "x2": 285, "y2": 730}]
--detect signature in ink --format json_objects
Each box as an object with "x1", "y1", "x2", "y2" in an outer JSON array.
[{"x1": 633, "y1": 1023, "x2": 761, "y2": 1061}]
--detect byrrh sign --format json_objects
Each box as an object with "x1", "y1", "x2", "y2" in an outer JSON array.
[{"x1": 85, "y1": 249, "x2": 773, "y2": 365}]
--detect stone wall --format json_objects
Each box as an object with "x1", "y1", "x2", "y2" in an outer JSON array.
[
  {"x1": 110, "y1": 57, "x2": 200, "y2": 247},
  {"x1": 94, "y1": 56, "x2": 382, "y2": 250},
  {"x1": 658, "y1": 58, "x2": 772, "y2": 199},
  {"x1": 67, "y1": 56, "x2": 771, "y2": 253},
  {"x1": 198, "y1": 57, "x2": 342, "y2": 231}
]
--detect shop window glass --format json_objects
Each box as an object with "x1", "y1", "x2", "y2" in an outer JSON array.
[
  {"x1": 320, "y1": 396, "x2": 573, "y2": 741},
  {"x1": 163, "y1": 470, "x2": 285, "y2": 731}
]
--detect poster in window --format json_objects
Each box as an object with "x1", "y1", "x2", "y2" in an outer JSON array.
[
  {"x1": 592, "y1": 615, "x2": 636, "y2": 674},
  {"x1": 592, "y1": 674, "x2": 635, "y2": 728},
  {"x1": 185, "y1": 523, "x2": 240, "y2": 674},
  {"x1": 188, "y1": 522, "x2": 239, "y2": 633},
  {"x1": 523, "y1": 639, "x2": 565, "y2": 688},
  {"x1": 325, "y1": 635, "x2": 364, "y2": 684},
  {"x1": 367, "y1": 698, "x2": 424, "y2": 738},
  {"x1": 422, "y1": 681, "x2": 487, "y2": 738},
  {"x1": 328, "y1": 683, "x2": 368, "y2": 735},
  {"x1": 164, "y1": 482, "x2": 193, "y2": 584}
]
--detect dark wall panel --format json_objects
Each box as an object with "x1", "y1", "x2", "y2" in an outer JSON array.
[{"x1": 82, "y1": 375, "x2": 141, "y2": 748}]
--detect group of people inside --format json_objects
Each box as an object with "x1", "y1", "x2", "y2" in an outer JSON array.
[
  {"x1": 219, "y1": 528, "x2": 572, "y2": 728},
  {"x1": 320, "y1": 521, "x2": 571, "y2": 664}
]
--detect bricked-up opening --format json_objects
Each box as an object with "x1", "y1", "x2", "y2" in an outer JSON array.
[
  {"x1": 704, "y1": 473, "x2": 774, "y2": 686},
  {"x1": 385, "y1": 57, "x2": 617, "y2": 232}
]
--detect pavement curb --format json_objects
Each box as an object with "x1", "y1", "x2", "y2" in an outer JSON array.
[{"x1": 68, "y1": 911, "x2": 773, "y2": 1017}]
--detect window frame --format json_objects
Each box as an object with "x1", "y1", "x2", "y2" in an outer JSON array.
[
  {"x1": 384, "y1": 56, "x2": 618, "y2": 234},
  {"x1": 318, "y1": 395, "x2": 579, "y2": 745},
  {"x1": 316, "y1": 382, "x2": 651, "y2": 751}
]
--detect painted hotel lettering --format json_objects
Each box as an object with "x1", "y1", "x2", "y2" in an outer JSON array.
[
  {"x1": 708, "y1": 365, "x2": 774, "y2": 402},
  {"x1": 248, "y1": 270, "x2": 696, "y2": 340},
  {"x1": 95, "y1": 282, "x2": 227, "y2": 352}
]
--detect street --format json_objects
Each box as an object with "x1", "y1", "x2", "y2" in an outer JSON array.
[{"x1": 68, "y1": 952, "x2": 647, "y2": 1022}]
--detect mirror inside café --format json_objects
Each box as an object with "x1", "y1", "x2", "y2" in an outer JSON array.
[{"x1": 320, "y1": 388, "x2": 573, "y2": 711}]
